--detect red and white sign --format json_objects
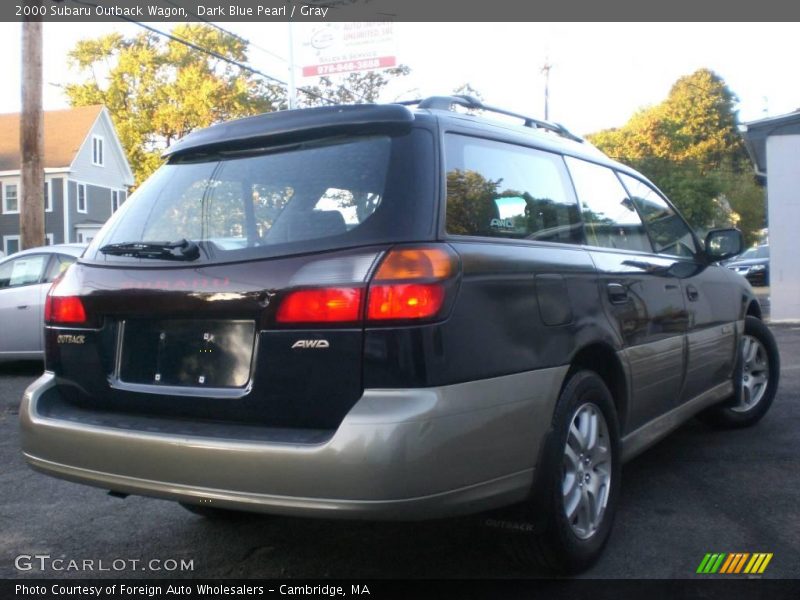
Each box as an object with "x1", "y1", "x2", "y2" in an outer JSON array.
[{"x1": 300, "y1": 23, "x2": 396, "y2": 78}]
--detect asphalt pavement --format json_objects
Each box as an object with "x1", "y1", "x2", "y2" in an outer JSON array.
[{"x1": 1, "y1": 324, "x2": 798, "y2": 580}]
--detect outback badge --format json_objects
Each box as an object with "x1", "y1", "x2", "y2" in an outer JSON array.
[{"x1": 57, "y1": 334, "x2": 86, "y2": 345}]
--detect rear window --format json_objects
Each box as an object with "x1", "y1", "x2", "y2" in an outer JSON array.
[{"x1": 86, "y1": 131, "x2": 435, "y2": 264}]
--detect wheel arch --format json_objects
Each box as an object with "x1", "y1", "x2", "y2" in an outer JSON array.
[
  {"x1": 746, "y1": 299, "x2": 763, "y2": 320},
  {"x1": 566, "y1": 343, "x2": 629, "y2": 432}
]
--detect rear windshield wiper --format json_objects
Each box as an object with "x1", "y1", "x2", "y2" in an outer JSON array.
[{"x1": 99, "y1": 238, "x2": 200, "y2": 261}]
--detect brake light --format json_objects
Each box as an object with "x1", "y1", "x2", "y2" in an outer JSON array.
[
  {"x1": 274, "y1": 246, "x2": 459, "y2": 326},
  {"x1": 45, "y1": 295, "x2": 87, "y2": 325},
  {"x1": 367, "y1": 283, "x2": 445, "y2": 320},
  {"x1": 276, "y1": 287, "x2": 363, "y2": 324},
  {"x1": 365, "y1": 246, "x2": 458, "y2": 323}
]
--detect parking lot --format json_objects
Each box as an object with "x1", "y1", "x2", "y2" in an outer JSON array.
[{"x1": 1, "y1": 322, "x2": 798, "y2": 580}]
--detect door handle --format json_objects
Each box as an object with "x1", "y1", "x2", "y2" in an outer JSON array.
[
  {"x1": 16, "y1": 305, "x2": 29, "y2": 310},
  {"x1": 607, "y1": 283, "x2": 629, "y2": 304},
  {"x1": 686, "y1": 285, "x2": 699, "y2": 302}
]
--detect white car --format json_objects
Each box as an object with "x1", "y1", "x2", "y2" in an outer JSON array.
[{"x1": 0, "y1": 244, "x2": 85, "y2": 361}]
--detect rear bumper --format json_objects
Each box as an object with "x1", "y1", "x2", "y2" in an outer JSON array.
[{"x1": 20, "y1": 368, "x2": 565, "y2": 520}]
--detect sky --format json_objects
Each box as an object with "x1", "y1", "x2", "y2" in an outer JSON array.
[{"x1": 1, "y1": 21, "x2": 799, "y2": 136}]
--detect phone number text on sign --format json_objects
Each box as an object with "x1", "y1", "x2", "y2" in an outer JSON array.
[{"x1": 303, "y1": 56, "x2": 397, "y2": 77}]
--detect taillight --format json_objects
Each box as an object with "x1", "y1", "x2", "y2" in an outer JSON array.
[
  {"x1": 276, "y1": 287, "x2": 363, "y2": 324},
  {"x1": 274, "y1": 246, "x2": 459, "y2": 326},
  {"x1": 366, "y1": 246, "x2": 458, "y2": 323},
  {"x1": 372, "y1": 248, "x2": 454, "y2": 280},
  {"x1": 45, "y1": 295, "x2": 87, "y2": 325},
  {"x1": 367, "y1": 283, "x2": 445, "y2": 320}
]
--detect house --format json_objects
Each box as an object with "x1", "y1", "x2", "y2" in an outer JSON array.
[
  {"x1": 742, "y1": 110, "x2": 800, "y2": 322},
  {"x1": 0, "y1": 105, "x2": 134, "y2": 255}
]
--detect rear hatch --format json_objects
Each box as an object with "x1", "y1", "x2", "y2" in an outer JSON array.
[{"x1": 45, "y1": 120, "x2": 437, "y2": 431}]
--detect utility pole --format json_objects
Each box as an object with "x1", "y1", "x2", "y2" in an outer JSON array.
[
  {"x1": 20, "y1": 16, "x2": 45, "y2": 250},
  {"x1": 541, "y1": 58, "x2": 552, "y2": 121}
]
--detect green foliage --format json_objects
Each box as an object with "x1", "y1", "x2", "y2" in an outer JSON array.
[
  {"x1": 626, "y1": 156, "x2": 720, "y2": 227},
  {"x1": 715, "y1": 170, "x2": 765, "y2": 247},
  {"x1": 65, "y1": 25, "x2": 283, "y2": 185},
  {"x1": 588, "y1": 69, "x2": 764, "y2": 237},
  {"x1": 589, "y1": 69, "x2": 748, "y2": 170}
]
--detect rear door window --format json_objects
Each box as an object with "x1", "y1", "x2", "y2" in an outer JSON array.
[
  {"x1": 565, "y1": 157, "x2": 652, "y2": 253},
  {"x1": 444, "y1": 134, "x2": 582, "y2": 243}
]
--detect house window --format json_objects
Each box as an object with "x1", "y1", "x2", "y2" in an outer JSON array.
[
  {"x1": 77, "y1": 183, "x2": 87, "y2": 213},
  {"x1": 111, "y1": 190, "x2": 122, "y2": 213},
  {"x1": 44, "y1": 180, "x2": 52, "y2": 212},
  {"x1": 3, "y1": 183, "x2": 19, "y2": 214},
  {"x1": 92, "y1": 136, "x2": 104, "y2": 166},
  {"x1": 3, "y1": 235, "x2": 20, "y2": 256},
  {"x1": 1, "y1": 182, "x2": 50, "y2": 213}
]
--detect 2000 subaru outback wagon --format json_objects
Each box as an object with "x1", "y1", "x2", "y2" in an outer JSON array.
[{"x1": 21, "y1": 96, "x2": 780, "y2": 573}]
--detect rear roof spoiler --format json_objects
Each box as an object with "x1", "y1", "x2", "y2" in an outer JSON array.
[{"x1": 164, "y1": 104, "x2": 415, "y2": 158}]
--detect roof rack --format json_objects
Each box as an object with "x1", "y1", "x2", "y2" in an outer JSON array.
[{"x1": 397, "y1": 95, "x2": 584, "y2": 143}]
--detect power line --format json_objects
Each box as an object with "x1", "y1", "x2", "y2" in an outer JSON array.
[
  {"x1": 68, "y1": 0, "x2": 337, "y2": 105},
  {"x1": 150, "y1": 0, "x2": 373, "y2": 105},
  {"x1": 161, "y1": 0, "x2": 289, "y2": 65}
]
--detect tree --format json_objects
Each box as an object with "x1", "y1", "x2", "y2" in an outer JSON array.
[
  {"x1": 65, "y1": 25, "x2": 283, "y2": 185},
  {"x1": 300, "y1": 65, "x2": 411, "y2": 106},
  {"x1": 589, "y1": 69, "x2": 748, "y2": 171},
  {"x1": 715, "y1": 170, "x2": 765, "y2": 246},
  {"x1": 587, "y1": 68, "x2": 764, "y2": 241}
]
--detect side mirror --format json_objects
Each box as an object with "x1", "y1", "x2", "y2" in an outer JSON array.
[{"x1": 705, "y1": 228, "x2": 743, "y2": 262}]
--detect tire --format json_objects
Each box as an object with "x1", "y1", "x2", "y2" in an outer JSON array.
[
  {"x1": 179, "y1": 502, "x2": 252, "y2": 519},
  {"x1": 507, "y1": 370, "x2": 621, "y2": 574},
  {"x1": 698, "y1": 316, "x2": 780, "y2": 428}
]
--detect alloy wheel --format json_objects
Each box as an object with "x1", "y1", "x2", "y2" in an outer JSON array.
[
  {"x1": 732, "y1": 334, "x2": 770, "y2": 413},
  {"x1": 562, "y1": 403, "x2": 612, "y2": 540}
]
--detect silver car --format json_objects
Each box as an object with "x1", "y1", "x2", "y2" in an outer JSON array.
[{"x1": 0, "y1": 244, "x2": 85, "y2": 361}]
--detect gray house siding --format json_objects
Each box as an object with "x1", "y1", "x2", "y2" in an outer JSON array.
[
  {"x1": 0, "y1": 177, "x2": 67, "y2": 251},
  {"x1": 68, "y1": 181, "x2": 116, "y2": 242},
  {"x1": 0, "y1": 181, "x2": 18, "y2": 251},
  {"x1": 1, "y1": 108, "x2": 132, "y2": 249},
  {"x1": 70, "y1": 112, "x2": 132, "y2": 189},
  {"x1": 46, "y1": 177, "x2": 65, "y2": 244}
]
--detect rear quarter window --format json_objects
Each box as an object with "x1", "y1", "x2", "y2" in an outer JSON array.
[{"x1": 444, "y1": 134, "x2": 582, "y2": 244}]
